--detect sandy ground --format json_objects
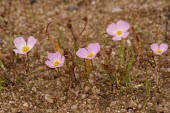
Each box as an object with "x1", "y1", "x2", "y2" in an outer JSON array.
[{"x1": 0, "y1": 0, "x2": 170, "y2": 112}]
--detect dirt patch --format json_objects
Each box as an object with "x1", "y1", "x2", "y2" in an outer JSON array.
[{"x1": 0, "y1": 0, "x2": 170, "y2": 112}]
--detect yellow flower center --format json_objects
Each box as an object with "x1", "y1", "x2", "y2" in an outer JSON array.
[
  {"x1": 53, "y1": 60, "x2": 60, "y2": 66},
  {"x1": 22, "y1": 46, "x2": 30, "y2": 52},
  {"x1": 116, "y1": 30, "x2": 123, "y2": 36},
  {"x1": 156, "y1": 49, "x2": 162, "y2": 53},
  {"x1": 87, "y1": 52, "x2": 94, "y2": 58}
]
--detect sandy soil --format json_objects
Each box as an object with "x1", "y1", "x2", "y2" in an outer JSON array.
[{"x1": 0, "y1": 0, "x2": 170, "y2": 112}]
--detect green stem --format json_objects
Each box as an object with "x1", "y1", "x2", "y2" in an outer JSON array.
[
  {"x1": 26, "y1": 52, "x2": 29, "y2": 73},
  {"x1": 120, "y1": 39, "x2": 124, "y2": 69}
]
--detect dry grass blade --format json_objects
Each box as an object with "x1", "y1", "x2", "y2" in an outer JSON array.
[
  {"x1": 45, "y1": 22, "x2": 63, "y2": 54},
  {"x1": 132, "y1": 27, "x2": 143, "y2": 58}
]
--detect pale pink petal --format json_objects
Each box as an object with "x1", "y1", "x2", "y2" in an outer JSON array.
[
  {"x1": 57, "y1": 56, "x2": 65, "y2": 67},
  {"x1": 121, "y1": 32, "x2": 129, "y2": 38},
  {"x1": 116, "y1": 20, "x2": 130, "y2": 32},
  {"x1": 87, "y1": 43, "x2": 100, "y2": 54},
  {"x1": 45, "y1": 60, "x2": 55, "y2": 68},
  {"x1": 76, "y1": 48, "x2": 88, "y2": 59},
  {"x1": 13, "y1": 49, "x2": 20, "y2": 54},
  {"x1": 47, "y1": 53, "x2": 56, "y2": 62},
  {"x1": 13, "y1": 49, "x2": 26, "y2": 54},
  {"x1": 150, "y1": 43, "x2": 158, "y2": 52},
  {"x1": 48, "y1": 52, "x2": 61, "y2": 62},
  {"x1": 27, "y1": 36, "x2": 37, "y2": 50},
  {"x1": 106, "y1": 23, "x2": 117, "y2": 36},
  {"x1": 112, "y1": 36, "x2": 121, "y2": 41},
  {"x1": 160, "y1": 43, "x2": 168, "y2": 53},
  {"x1": 53, "y1": 52, "x2": 62, "y2": 60},
  {"x1": 13, "y1": 37, "x2": 26, "y2": 50},
  {"x1": 60, "y1": 56, "x2": 65, "y2": 64}
]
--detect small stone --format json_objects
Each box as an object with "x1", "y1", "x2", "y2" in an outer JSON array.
[
  {"x1": 88, "y1": 79, "x2": 94, "y2": 84},
  {"x1": 67, "y1": 6, "x2": 78, "y2": 12},
  {"x1": 110, "y1": 101, "x2": 117, "y2": 107},
  {"x1": 23, "y1": 102, "x2": 29, "y2": 108},
  {"x1": 92, "y1": 86, "x2": 100, "y2": 95},
  {"x1": 112, "y1": 7, "x2": 123, "y2": 13},
  {"x1": 84, "y1": 86, "x2": 90, "y2": 92},
  {"x1": 111, "y1": 51, "x2": 116, "y2": 57},
  {"x1": 138, "y1": 104, "x2": 142, "y2": 109},
  {"x1": 91, "y1": 1, "x2": 96, "y2": 5},
  {"x1": 129, "y1": 100, "x2": 137, "y2": 108},
  {"x1": 61, "y1": 96, "x2": 66, "y2": 101},
  {"x1": 126, "y1": 39, "x2": 132, "y2": 47},
  {"x1": 71, "y1": 104, "x2": 78, "y2": 109},
  {"x1": 9, "y1": 101, "x2": 15, "y2": 104},
  {"x1": 81, "y1": 94, "x2": 86, "y2": 99},
  {"x1": 166, "y1": 68, "x2": 170, "y2": 72},
  {"x1": 120, "y1": 109, "x2": 127, "y2": 113},
  {"x1": 45, "y1": 94, "x2": 54, "y2": 103},
  {"x1": 32, "y1": 87, "x2": 37, "y2": 92}
]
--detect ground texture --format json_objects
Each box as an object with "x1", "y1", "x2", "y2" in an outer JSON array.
[{"x1": 0, "y1": 0, "x2": 170, "y2": 113}]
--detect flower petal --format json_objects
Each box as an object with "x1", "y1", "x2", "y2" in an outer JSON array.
[
  {"x1": 121, "y1": 32, "x2": 129, "y2": 38},
  {"x1": 150, "y1": 43, "x2": 158, "y2": 52},
  {"x1": 13, "y1": 49, "x2": 26, "y2": 54},
  {"x1": 45, "y1": 60, "x2": 55, "y2": 68},
  {"x1": 87, "y1": 43, "x2": 100, "y2": 54},
  {"x1": 47, "y1": 52, "x2": 61, "y2": 62},
  {"x1": 76, "y1": 48, "x2": 88, "y2": 59},
  {"x1": 112, "y1": 36, "x2": 121, "y2": 41},
  {"x1": 57, "y1": 56, "x2": 65, "y2": 67},
  {"x1": 13, "y1": 49, "x2": 20, "y2": 54},
  {"x1": 13, "y1": 37, "x2": 26, "y2": 50},
  {"x1": 53, "y1": 52, "x2": 62, "y2": 60},
  {"x1": 116, "y1": 20, "x2": 130, "y2": 32},
  {"x1": 160, "y1": 43, "x2": 168, "y2": 53},
  {"x1": 106, "y1": 23, "x2": 117, "y2": 36},
  {"x1": 27, "y1": 36, "x2": 37, "y2": 50}
]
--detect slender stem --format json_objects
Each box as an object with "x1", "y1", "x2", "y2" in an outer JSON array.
[
  {"x1": 72, "y1": 69, "x2": 76, "y2": 82},
  {"x1": 120, "y1": 39, "x2": 124, "y2": 69},
  {"x1": 84, "y1": 59, "x2": 87, "y2": 76},
  {"x1": 156, "y1": 56, "x2": 161, "y2": 86},
  {"x1": 145, "y1": 63, "x2": 150, "y2": 98},
  {"x1": 69, "y1": 51, "x2": 77, "y2": 82},
  {"x1": 79, "y1": 16, "x2": 88, "y2": 37},
  {"x1": 45, "y1": 22, "x2": 56, "y2": 51},
  {"x1": 90, "y1": 60, "x2": 93, "y2": 71},
  {"x1": 26, "y1": 52, "x2": 29, "y2": 73},
  {"x1": 25, "y1": 53, "x2": 27, "y2": 74},
  {"x1": 91, "y1": 59, "x2": 96, "y2": 83}
]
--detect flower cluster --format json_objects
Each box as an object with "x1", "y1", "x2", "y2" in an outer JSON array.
[{"x1": 13, "y1": 20, "x2": 169, "y2": 70}]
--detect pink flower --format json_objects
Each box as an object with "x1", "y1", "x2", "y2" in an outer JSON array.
[
  {"x1": 106, "y1": 20, "x2": 130, "y2": 41},
  {"x1": 150, "y1": 43, "x2": 168, "y2": 55},
  {"x1": 76, "y1": 43, "x2": 100, "y2": 60},
  {"x1": 45, "y1": 52, "x2": 65, "y2": 68},
  {"x1": 13, "y1": 36, "x2": 37, "y2": 54}
]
